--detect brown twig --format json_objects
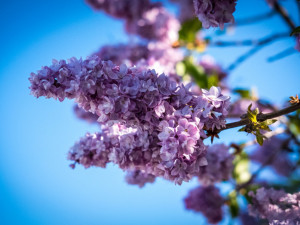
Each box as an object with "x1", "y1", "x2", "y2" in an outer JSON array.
[
  {"x1": 217, "y1": 103, "x2": 300, "y2": 132},
  {"x1": 274, "y1": 1, "x2": 296, "y2": 30}
]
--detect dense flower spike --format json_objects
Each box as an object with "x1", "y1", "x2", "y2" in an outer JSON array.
[
  {"x1": 30, "y1": 56, "x2": 230, "y2": 184},
  {"x1": 184, "y1": 185, "x2": 224, "y2": 224},
  {"x1": 193, "y1": 0, "x2": 237, "y2": 29},
  {"x1": 85, "y1": 0, "x2": 157, "y2": 21},
  {"x1": 125, "y1": 7, "x2": 180, "y2": 43},
  {"x1": 29, "y1": 56, "x2": 230, "y2": 131},
  {"x1": 68, "y1": 124, "x2": 207, "y2": 184},
  {"x1": 198, "y1": 144, "x2": 233, "y2": 185},
  {"x1": 86, "y1": 0, "x2": 179, "y2": 43},
  {"x1": 68, "y1": 132, "x2": 110, "y2": 168},
  {"x1": 125, "y1": 170, "x2": 156, "y2": 187},
  {"x1": 248, "y1": 187, "x2": 300, "y2": 224},
  {"x1": 250, "y1": 136, "x2": 294, "y2": 176}
]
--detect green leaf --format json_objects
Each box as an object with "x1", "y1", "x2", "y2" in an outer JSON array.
[
  {"x1": 175, "y1": 62, "x2": 186, "y2": 76},
  {"x1": 228, "y1": 191, "x2": 239, "y2": 218},
  {"x1": 254, "y1": 107, "x2": 259, "y2": 115},
  {"x1": 256, "y1": 135, "x2": 264, "y2": 146},
  {"x1": 263, "y1": 119, "x2": 277, "y2": 126},
  {"x1": 234, "y1": 88, "x2": 252, "y2": 99},
  {"x1": 259, "y1": 124, "x2": 271, "y2": 131},
  {"x1": 179, "y1": 18, "x2": 202, "y2": 43},
  {"x1": 288, "y1": 109, "x2": 300, "y2": 135},
  {"x1": 182, "y1": 57, "x2": 209, "y2": 88},
  {"x1": 247, "y1": 105, "x2": 257, "y2": 123},
  {"x1": 207, "y1": 75, "x2": 219, "y2": 88},
  {"x1": 290, "y1": 26, "x2": 300, "y2": 36}
]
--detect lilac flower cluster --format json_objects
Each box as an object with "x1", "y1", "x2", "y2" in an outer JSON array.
[
  {"x1": 86, "y1": 0, "x2": 179, "y2": 43},
  {"x1": 68, "y1": 132, "x2": 110, "y2": 169},
  {"x1": 193, "y1": 0, "x2": 237, "y2": 29},
  {"x1": 248, "y1": 187, "x2": 300, "y2": 224},
  {"x1": 198, "y1": 144, "x2": 234, "y2": 185},
  {"x1": 29, "y1": 56, "x2": 230, "y2": 184},
  {"x1": 93, "y1": 42, "x2": 183, "y2": 75},
  {"x1": 250, "y1": 136, "x2": 294, "y2": 176},
  {"x1": 184, "y1": 185, "x2": 224, "y2": 224},
  {"x1": 85, "y1": 0, "x2": 157, "y2": 21},
  {"x1": 125, "y1": 170, "x2": 156, "y2": 187},
  {"x1": 126, "y1": 7, "x2": 180, "y2": 44},
  {"x1": 67, "y1": 123, "x2": 204, "y2": 184}
]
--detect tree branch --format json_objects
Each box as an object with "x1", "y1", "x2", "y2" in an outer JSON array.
[
  {"x1": 209, "y1": 32, "x2": 289, "y2": 47},
  {"x1": 267, "y1": 47, "x2": 297, "y2": 62},
  {"x1": 274, "y1": 1, "x2": 296, "y2": 30},
  {"x1": 233, "y1": 10, "x2": 276, "y2": 26},
  {"x1": 225, "y1": 33, "x2": 290, "y2": 71},
  {"x1": 217, "y1": 103, "x2": 300, "y2": 132}
]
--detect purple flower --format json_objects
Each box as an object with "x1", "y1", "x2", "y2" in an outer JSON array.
[
  {"x1": 198, "y1": 144, "x2": 234, "y2": 185},
  {"x1": 193, "y1": 0, "x2": 237, "y2": 29},
  {"x1": 194, "y1": 97, "x2": 213, "y2": 118},
  {"x1": 250, "y1": 136, "x2": 294, "y2": 177},
  {"x1": 126, "y1": 7, "x2": 180, "y2": 43},
  {"x1": 160, "y1": 137, "x2": 179, "y2": 162},
  {"x1": 85, "y1": 0, "x2": 156, "y2": 21},
  {"x1": 125, "y1": 170, "x2": 156, "y2": 188},
  {"x1": 295, "y1": 34, "x2": 300, "y2": 52},
  {"x1": 30, "y1": 55, "x2": 230, "y2": 185},
  {"x1": 202, "y1": 86, "x2": 230, "y2": 108},
  {"x1": 176, "y1": 118, "x2": 200, "y2": 140},
  {"x1": 184, "y1": 185, "x2": 224, "y2": 224},
  {"x1": 68, "y1": 132, "x2": 110, "y2": 169},
  {"x1": 248, "y1": 188, "x2": 300, "y2": 224}
]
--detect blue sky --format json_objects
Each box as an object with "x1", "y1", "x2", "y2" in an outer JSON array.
[{"x1": 0, "y1": 0, "x2": 299, "y2": 225}]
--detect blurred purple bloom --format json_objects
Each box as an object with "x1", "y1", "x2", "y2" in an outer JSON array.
[
  {"x1": 125, "y1": 170, "x2": 156, "y2": 187},
  {"x1": 193, "y1": 0, "x2": 237, "y2": 29},
  {"x1": 184, "y1": 185, "x2": 224, "y2": 224},
  {"x1": 198, "y1": 144, "x2": 233, "y2": 185},
  {"x1": 250, "y1": 136, "x2": 294, "y2": 176},
  {"x1": 248, "y1": 187, "x2": 300, "y2": 224},
  {"x1": 295, "y1": 35, "x2": 300, "y2": 52}
]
